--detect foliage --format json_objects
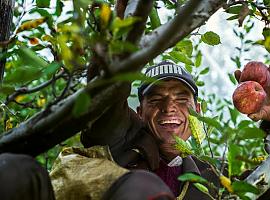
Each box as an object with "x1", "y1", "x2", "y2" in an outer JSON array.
[{"x1": 0, "y1": 0, "x2": 270, "y2": 199}]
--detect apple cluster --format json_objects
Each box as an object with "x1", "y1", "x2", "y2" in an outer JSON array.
[{"x1": 232, "y1": 61, "x2": 270, "y2": 114}]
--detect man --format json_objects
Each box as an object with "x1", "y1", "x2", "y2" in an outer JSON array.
[{"x1": 80, "y1": 60, "x2": 220, "y2": 199}]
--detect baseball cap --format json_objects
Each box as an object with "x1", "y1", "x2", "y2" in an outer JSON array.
[{"x1": 138, "y1": 60, "x2": 198, "y2": 101}]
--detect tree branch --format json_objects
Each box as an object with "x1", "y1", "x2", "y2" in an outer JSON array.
[
  {"x1": 0, "y1": 0, "x2": 15, "y2": 83},
  {"x1": 5, "y1": 71, "x2": 65, "y2": 104}
]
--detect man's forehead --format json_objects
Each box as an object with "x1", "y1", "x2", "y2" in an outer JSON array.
[{"x1": 146, "y1": 79, "x2": 193, "y2": 94}]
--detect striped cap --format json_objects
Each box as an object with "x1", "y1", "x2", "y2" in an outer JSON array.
[{"x1": 138, "y1": 60, "x2": 198, "y2": 101}]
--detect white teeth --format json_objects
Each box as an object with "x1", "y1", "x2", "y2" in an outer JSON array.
[{"x1": 159, "y1": 120, "x2": 180, "y2": 125}]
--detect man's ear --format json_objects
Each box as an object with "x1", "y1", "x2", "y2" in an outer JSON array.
[
  {"x1": 195, "y1": 102, "x2": 201, "y2": 113},
  {"x1": 137, "y1": 105, "x2": 142, "y2": 119}
]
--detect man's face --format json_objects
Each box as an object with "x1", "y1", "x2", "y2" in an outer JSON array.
[{"x1": 137, "y1": 79, "x2": 199, "y2": 159}]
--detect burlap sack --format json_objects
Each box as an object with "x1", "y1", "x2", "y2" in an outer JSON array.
[{"x1": 50, "y1": 146, "x2": 128, "y2": 200}]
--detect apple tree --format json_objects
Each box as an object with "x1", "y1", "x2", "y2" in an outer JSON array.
[{"x1": 1, "y1": 0, "x2": 270, "y2": 199}]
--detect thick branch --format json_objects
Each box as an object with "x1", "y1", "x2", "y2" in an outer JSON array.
[{"x1": 0, "y1": 0, "x2": 15, "y2": 83}]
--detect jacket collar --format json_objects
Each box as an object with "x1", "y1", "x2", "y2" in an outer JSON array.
[{"x1": 182, "y1": 156, "x2": 201, "y2": 176}]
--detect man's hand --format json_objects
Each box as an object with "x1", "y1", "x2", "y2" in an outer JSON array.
[{"x1": 234, "y1": 69, "x2": 270, "y2": 121}]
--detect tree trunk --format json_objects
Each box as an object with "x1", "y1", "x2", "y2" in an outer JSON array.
[{"x1": 0, "y1": 0, "x2": 14, "y2": 83}]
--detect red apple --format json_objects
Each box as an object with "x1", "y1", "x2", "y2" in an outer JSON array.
[
  {"x1": 232, "y1": 81, "x2": 266, "y2": 114},
  {"x1": 240, "y1": 61, "x2": 270, "y2": 90}
]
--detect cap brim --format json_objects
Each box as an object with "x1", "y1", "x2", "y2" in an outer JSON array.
[{"x1": 142, "y1": 76, "x2": 196, "y2": 96}]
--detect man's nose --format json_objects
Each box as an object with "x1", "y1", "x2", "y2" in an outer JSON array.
[{"x1": 160, "y1": 98, "x2": 176, "y2": 113}]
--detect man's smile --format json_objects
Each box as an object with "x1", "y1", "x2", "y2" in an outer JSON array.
[{"x1": 156, "y1": 119, "x2": 182, "y2": 130}]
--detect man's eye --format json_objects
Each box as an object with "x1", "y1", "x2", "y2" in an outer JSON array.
[
  {"x1": 176, "y1": 98, "x2": 188, "y2": 102},
  {"x1": 149, "y1": 99, "x2": 161, "y2": 103}
]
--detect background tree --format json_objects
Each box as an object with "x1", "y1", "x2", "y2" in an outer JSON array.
[{"x1": 0, "y1": 0, "x2": 270, "y2": 199}]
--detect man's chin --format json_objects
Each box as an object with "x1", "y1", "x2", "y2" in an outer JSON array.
[{"x1": 156, "y1": 128, "x2": 181, "y2": 137}]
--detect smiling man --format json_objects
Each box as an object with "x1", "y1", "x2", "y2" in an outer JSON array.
[
  {"x1": 137, "y1": 64, "x2": 200, "y2": 162},
  {"x1": 80, "y1": 60, "x2": 219, "y2": 200}
]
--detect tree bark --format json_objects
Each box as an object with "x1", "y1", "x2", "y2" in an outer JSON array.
[{"x1": 0, "y1": 0, "x2": 14, "y2": 83}]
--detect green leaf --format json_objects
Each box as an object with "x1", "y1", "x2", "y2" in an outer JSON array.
[
  {"x1": 55, "y1": 0, "x2": 64, "y2": 16},
  {"x1": 199, "y1": 155, "x2": 220, "y2": 167},
  {"x1": 0, "y1": 84, "x2": 15, "y2": 95},
  {"x1": 195, "y1": 51, "x2": 202, "y2": 67},
  {"x1": 237, "y1": 120, "x2": 252, "y2": 129},
  {"x1": 112, "y1": 16, "x2": 141, "y2": 37},
  {"x1": 196, "y1": 81, "x2": 205, "y2": 87},
  {"x1": 201, "y1": 100, "x2": 207, "y2": 114},
  {"x1": 174, "y1": 136, "x2": 193, "y2": 157},
  {"x1": 43, "y1": 62, "x2": 61, "y2": 77},
  {"x1": 226, "y1": 5, "x2": 243, "y2": 14},
  {"x1": 5, "y1": 67, "x2": 43, "y2": 85},
  {"x1": 228, "y1": 143, "x2": 243, "y2": 176},
  {"x1": 109, "y1": 40, "x2": 138, "y2": 55},
  {"x1": 72, "y1": 92, "x2": 91, "y2": 118},
  {"x1": 263, "y1": 27, "x2": 270, "y2": 39},
  {"x1": 18, "y1": 47, "x2": 48, "y2": 68},
  {"x1": 228, "y1": 73, "x2": 237, "y2": 85},
  {"x1": 178, "y1": 173, "x2": 208, "y2": 184},
  {"x1": 201, "y1": 31, "x2": 221, "y2": 46},
  {"x1": 227, "y1": 15, "x2": 239, "y2": 21},
  {"x1": 189, "y1": 109, "x2": 223, "y2": 130},
  {"x1": 36, "y1": 0, "x2": 50, "y2": 8},
  {"x1": 263, "y1": 0, "x2": 270, "y2": 6},
  {"x1": 239, "y1": 127, "x2": 266, "y2": 139},
  {"x1": 176, "y1": 39, "x2": 193, "y2": 57},
  {"x1": 232, "y1": 181, "x2": 259, "y2": 194},
  {"x1": 149, "y1": 7, "x2": 161, "y2": 29},
  {"x1": 194, "y1": 183, "x2": 209, "y2": 194},
  {"x1": 200, "y1": 67, "x2": 209, "y2": 75},
  {"x1": 229, "y1": 107, "x2": 239, "y2": 125},
  {"x1": 169, "y1": 51, "x2": 193, "y2": 65}
]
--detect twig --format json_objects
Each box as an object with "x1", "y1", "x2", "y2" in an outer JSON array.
[
  {"x1": 203, "y1": 121, "x2": 214, "y2": 158},
  {"x1": 12, "y1": 98, "x2": 39, "y2": 109},
  {"x1": 5, "y1": 71, "x2": 65, "y2": 105},
  {"x1": 49, "y1": 68, "x2": 72, "y2": 105},
  {"x1": 220, "y1": 141, "x2": 228, "y2": 176}
]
